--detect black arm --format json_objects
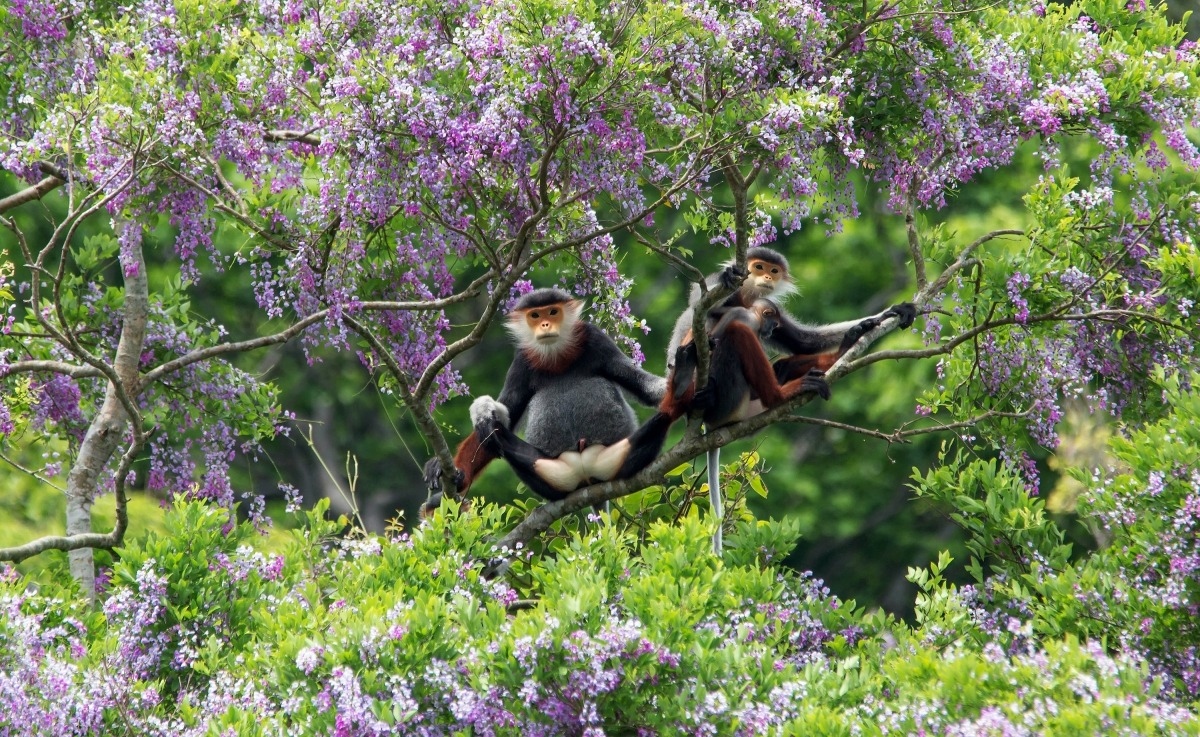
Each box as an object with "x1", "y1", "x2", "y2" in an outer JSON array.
[
  {"x1": 766, "y1": 303, "x2": 916, "y2": 356},
  {"x1": 494, "y1": 353, "x2": 536, "y2": 429},
  {"x1": 588, "y1": 325, "x2": 668, "y2": 405}
]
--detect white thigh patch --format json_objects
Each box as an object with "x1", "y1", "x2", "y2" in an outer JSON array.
[{"x1": 532, "y1": 440, "x2": 632, "y2": 492}]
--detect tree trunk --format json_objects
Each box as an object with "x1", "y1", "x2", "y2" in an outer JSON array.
[{"x1": 64, "y1": 228, "x2": 148, "y2": 600}]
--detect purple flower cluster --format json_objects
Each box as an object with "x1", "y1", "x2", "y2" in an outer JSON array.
[
  {"x1": 29, "y1": 374, "x2": 86, "y2": 437},
  {"x1": 102, "y1": 559, "x2": 170, "y2": 681},
  {"x1": 1086, "y1": 463, "x2": 1200, "y2": 697},
  {"x1": 859, "y1": 32, "x2": 1033, "y2": 211},
  {"x1": 0, "y1": 584, "x2": 107, "y2": 735}
]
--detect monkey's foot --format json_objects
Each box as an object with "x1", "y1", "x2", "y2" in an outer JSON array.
[
  {"x1": 422, "y1": 456, "x2": 466, "y2": 494},
  {"x1": 803, "y1": 369, "x2": 831, "y2": 400},
  {"x1": 885, "y1": 302, "x2": 917, "y2": 329}
]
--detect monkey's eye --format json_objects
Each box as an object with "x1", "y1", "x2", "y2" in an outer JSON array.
[
  {"x1": 753, "y1": 263, "x2": 764, "y2": 270},
  {"x1": 549, "y1": 308, "x2": 558, "y2": 316},
  {"x1": 770, "y1": 267, "x2": 780, "y2": 274},
  {"x1": 529, "y1": 311, "x2": 540, "y2": 319}
]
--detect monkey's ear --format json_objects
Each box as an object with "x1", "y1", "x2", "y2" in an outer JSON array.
[{"x1": 564, "y1": 299, "x2": 585, "y2": 318}]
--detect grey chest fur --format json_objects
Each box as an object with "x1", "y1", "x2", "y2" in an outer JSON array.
[{"x1": 523, "y1": 377, "x2": 638, "y2": 456}]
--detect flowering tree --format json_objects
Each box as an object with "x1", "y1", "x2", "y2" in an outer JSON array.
[{"x1": 1, "y1": 0, "x2": 1198, "y2": 600}]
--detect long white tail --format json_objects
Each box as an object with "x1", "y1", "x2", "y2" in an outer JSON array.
[{"x1": 707, "y1": 445, "x2": 722, "y2": 556}]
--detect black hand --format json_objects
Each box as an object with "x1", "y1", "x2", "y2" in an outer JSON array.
[
  {"x1": 422, "y1": 456, "x2": 444, "y2": 493},
  {"x1": 884, "y1": 302, "x2": 917, "y2": 329},
  {"x1": 838, "y1": 318, "x2": 877, "y2": 352},
  {"x1": 719, "y1": 264, "x2": 747, "y2": 291},
  {"x1": 422, "y1": 456, "x2": 465, "y2": 493},
  {"x1": 691, "y1": 383, "x2": 718, "y2": 411}
]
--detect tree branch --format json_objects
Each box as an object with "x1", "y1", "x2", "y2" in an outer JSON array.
[
  {"x1": 1, "y1": 360, "x2": 104, "y2": 379},
  {"x1": 264, "y1": 128, "x2": 323, "y2": 146},
  {"x1": 905, "y1": 197, "x2": 928, "y2": 292},
  {"x1": 342, "y1": 315, "x2": 460, "y2": 500},
  {"x1": 61, "y1": 224, "x2": 149, "y2": 597},
  {"x1": 921, "y1": 228, "x2": 1025, "y2": 301},
  {"x1": 0, "y1": 175, "x2": 64, "y2": 214},
  {"x1": 846, "y1": 307, "x2": 1191, "y2": 371}
]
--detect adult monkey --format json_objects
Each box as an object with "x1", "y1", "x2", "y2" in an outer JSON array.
[
  {"x1": 670, "y1": 298, "x2": 834, "y2": 425},
  {"x1": 422, "y1": 288, "x2": 668, "y2": 515},
  {"x1": 664, "y1": 247, "x2": 917, "y2": 553},
  {"x1": 667, "y1": 246, "x2": 917, "y2": 378}
]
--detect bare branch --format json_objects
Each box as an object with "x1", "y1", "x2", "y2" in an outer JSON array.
[
  {"x1": 921, "y1": 228, "x2": 1025, "y2": 301},
  {"x1": 265, "y1": 129, "x2": 322, "y2": 146},
  {"x1": 786, "y1": 415, "x2": 909, "y2": 443},
  {"x1": 143, "y1": 279, "x2": 495, "y2": 386},
  {"x1": 141, "y1": 312, "x2": 329, "y2": 385},
  {"x1": 0, "y1": 175, "x2": 64, "y2": 214},
  {"x1": 342, "y1": 315, "x2": 459, "y2": 500},
  {"x1": 2, "y1": 360, "x2": 104, "y2": 379},
  {"x1": 905, "y1": 197, "x2": 928, "y2": 292},
  {"x1": 0, "y1": 431, "x2": 143, "y2": 564},
  {"x1": 0, "y1": 451, "x2": 66, "y2": 493},
  {"x1": 0, "y1": 530, "x2": 127, "y2": 563},
  {"x1": 630, "y1": 230, "x2": 706, "y2": 285},
  {"x1": 846, "y1": 307, "x2": 1192, "y2": 372}
]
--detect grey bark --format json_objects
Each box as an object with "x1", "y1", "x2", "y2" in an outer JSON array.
[{"x1": 64, "y1": 235, "x2": 148, "y2": 598}]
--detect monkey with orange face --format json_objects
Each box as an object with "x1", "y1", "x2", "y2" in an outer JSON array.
[
  {"x1": 660, "y1": 250, "x2": 915, "y2": 555},
  {"x1": 423, "y1": 288, "x2": 670, "y2": 513},
  {"x1": 664, "y1": 246, "x2": 916, "y2": 409},
  {"x1": 667, "y1": 297, "x2": 832, "y2": 425}
]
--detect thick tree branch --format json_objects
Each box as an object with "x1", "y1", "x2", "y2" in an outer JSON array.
[
  {"x1": 60, "y1": 227, "x2": 149, "y2": 597},
  {"x1": 1, "y1": 360, "x2": 104, "y2": 379},
  {"x1": 265, "y1": 128, "x2": 322, "y2": 146},
  {"x1": 0, "y1": 175, "x2": 64, "y2": 214},
  {"x1": 0, "y1": 432, "x2": 143, "y2": 564}
]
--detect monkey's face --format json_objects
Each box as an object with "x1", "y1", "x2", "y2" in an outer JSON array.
[
  {"x1": 510, "y1": 300, "x2": 581, "y2": 348},
  {"x1": 525, "y1": 303, "x2": 566, "y2": 342},
  {"x1": 753, "y1": 301, "x2": 780, "y2": 338},
  {"x1": 745, "y1": 258, "x2": 788, "y2": 297}
]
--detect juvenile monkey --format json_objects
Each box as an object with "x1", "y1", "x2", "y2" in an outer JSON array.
[
  {"x1": 663, "y1": 297, "x2": 832, "y2": 556},
  {"x1": 423, "y1": 288, "x2": 668, "y2": 513}
]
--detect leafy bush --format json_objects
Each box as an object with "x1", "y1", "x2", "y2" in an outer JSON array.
[
  {"x1": 911, "y1": 371, "x2": 1200, "y2": 704},
  {"x1": 5, "y1": 381, "x2": 1200, "y2": 737}
]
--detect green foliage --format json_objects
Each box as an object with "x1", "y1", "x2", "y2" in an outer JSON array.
[
  {"x1": 908, "y1": 371, "x2": 1200, "y2": 702},
  {"x1": 6, "y1": 474, "x2": 1199, "y2": 733},
  {"x1": 911, "y1": 450, "x2": 1074, "y2": 586}
]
